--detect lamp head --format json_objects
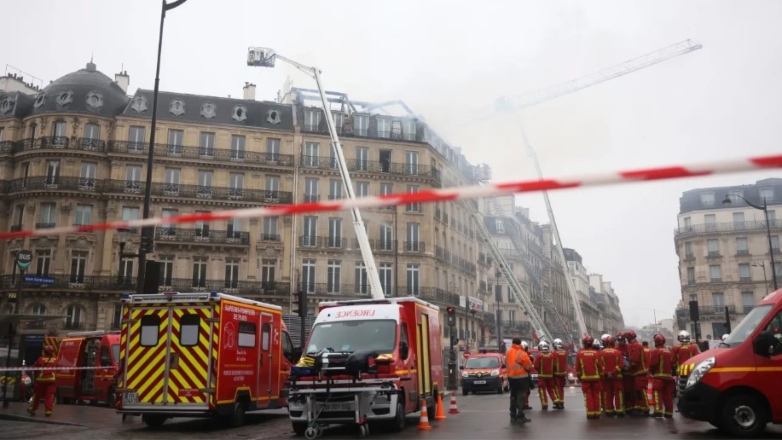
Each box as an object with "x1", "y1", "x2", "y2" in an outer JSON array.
[
  {"x1": 117, "y1": 227, "x2": 132, "y2": 245},
  {"x1": 722, "y1": 194, "x2": 732, "y2": 205}
]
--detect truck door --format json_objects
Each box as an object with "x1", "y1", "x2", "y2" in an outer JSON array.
[
  {"x1": 416, "y1": 314, "x2": 432, "y2": 397},
  {"x1": 256, "y1": 313, "x2": 274, "y2": 402},
  {"x1": 166, "y1": 307, "x2": 214, "y2": 407},
  {"x1": 123, "y1": 307, "x2": 172, "y2": 406}
]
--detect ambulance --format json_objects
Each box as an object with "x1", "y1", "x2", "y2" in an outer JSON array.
[
  {"x1": 287, "y1": 297, "x2": 444, "y2": 434},
  {"x1": 54, "y1": 330, "x2": 121, "y2": 406},
  {"x1": 115, "y1": 291, "x2": 297, "y2": 428},
  {"x1": 677, "y1": 288, "x2": 782, "y2": 438}
]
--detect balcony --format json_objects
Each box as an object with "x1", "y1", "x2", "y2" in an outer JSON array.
[
  {"x1": 102, "y1": 180, "x2": 293, "y2": 204},
  {"x1": 108, "y1": 141, "x2": 295, "y2": 167},
  {"x1": 298, "y1": 156, "x2": 440, "y2": 182},
  {"x1": 64, "y1": 321, "x2": 85, "y2": 331},
  {"x1": 675, "y1": 305, "x2": 737, "y2": 318},
  {"x1": 675, "y1": 220, "x2": 782, "y2": 238},
  {"x1": 298, "y1": 235, "x2": 348, "y2": 250},
  {"x1": 0, "y1": 141, "x2": 13, "y2": 154},
  {"x1": 8, "y1": 176, "x2": 103, "y2": 193},
  {"x1": 404, "y1": 241, "x2": 425, "y2": 253},
  {"x1": 155, "y1": 228, "x2": 250, "y2": 245}
]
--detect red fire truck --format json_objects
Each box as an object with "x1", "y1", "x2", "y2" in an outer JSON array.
[
  {"x1": 287, "y1": 297, "x2": 444, "y2": 438},
  {"x1": 55, "y1": 331, "x2": 121, "y2": 406},
  {"x1": 115, "y1": 291, "x2": 297, "y2": 428}
]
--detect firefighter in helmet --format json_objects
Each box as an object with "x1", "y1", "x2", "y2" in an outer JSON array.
[
  {"x1": 576, "y1": 335, "x2": 603, "y2": 419},
  {"x1": 28, "y1": 345, "x2": 57, "y2": 417},
  {"x1": 551, "y1": 338, "x2": 567, "y2": 409}
]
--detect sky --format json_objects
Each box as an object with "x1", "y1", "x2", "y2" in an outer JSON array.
[{"x1": 3, "y1": 0, "x2": 781, "y2": 327}]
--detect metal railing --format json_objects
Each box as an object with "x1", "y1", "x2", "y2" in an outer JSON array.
[
  {"x1": 109, "y1": 141, "x2": 295, "y2": 166},
  {"x1": 298, "y1": 155, "x2": 440, "y2": 181},
  {"x1": 675, "y1": 220, "x2": 782, "y2": 238},
  {"x1": 155, "y1": 228, "x2": 251, "y2": 245}
]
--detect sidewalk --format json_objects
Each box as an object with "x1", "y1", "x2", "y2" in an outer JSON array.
[{"x1": 0, "y1": 401, "x2": 119, "y2": 428}]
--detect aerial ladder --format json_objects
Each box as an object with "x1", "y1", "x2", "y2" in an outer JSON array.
[{"x1": 476, "y1": 39, "x2": 703, "y2": 338}]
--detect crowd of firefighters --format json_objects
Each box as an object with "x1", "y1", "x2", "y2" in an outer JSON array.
[{"x1": 504, "y1": 329, "x2": 702, "y2": 422}]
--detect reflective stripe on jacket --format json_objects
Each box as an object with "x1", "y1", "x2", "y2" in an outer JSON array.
[
  {"x1": 34, "y1": 357, "x2": 57, "y2": 382},
  {"x1": 506, "y1": 345, "x2": 531, "y2": 378}
]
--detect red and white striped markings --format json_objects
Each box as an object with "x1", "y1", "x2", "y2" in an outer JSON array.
[{"x1": 0, "y1": 153, "x2": 779, "y2": 241}]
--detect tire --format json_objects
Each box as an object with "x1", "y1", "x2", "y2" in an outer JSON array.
[
  {"x1": 107, "y1": 387, "x2": 116, "y2": 408},
  {"x1": 226, "y1": 401, "x2": 246, "y2": 428},
  {"x1": 389, "y1": 400, "x2": 406, "y2": 432},
  {"x1": 292, "y1": 422, "x2": 307, "y2": 436},
  {"x1": 720, "y1": 394, "x2": 769, "y2": 438},
  {"x1": 142, "y1": 414, "x2": 166, "y2": 428},
  {"x1": 497, "y1": 383, "x2": 504, "y2": 394},
  {"x1": 427, "y1": 391, "x2": 437, "y2": 420}
]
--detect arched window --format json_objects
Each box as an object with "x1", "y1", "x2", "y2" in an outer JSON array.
[{"x1": 31, "y1": 304, "x2": 46, "y2": 315}]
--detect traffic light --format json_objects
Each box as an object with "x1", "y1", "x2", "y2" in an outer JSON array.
[
  {"x1": 446, "y1": 306, "x2": 456, "y2": 327},
  {"x1": 293, "y1": 290, "x2": 307, "y2": 318},
  {"x1": 450, "y1": 333, "x2": 458, "y2": 347},
  {"x1": 140, "y1": 230, "x2": 155, "y2": 253}
]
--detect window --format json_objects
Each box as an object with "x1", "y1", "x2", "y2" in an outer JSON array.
[
  {"x1": 192, "y1": 257, "x2": 208, "y2": 287},
  {"x1": 230, "y1": 135, "x2": 246, "y2": 160},
  {"x1": 379, "y1": 262, "x2": 393, "y2": 296},
  {"x1": 760, "y1": 188, "x2": 774, "y2": 202},
  {"x1": 712, "y1": 292, "x2": 724, "y2": 310},
  {"x1": 180, "y1": 315, "x2": 200, "y2": 346},
  {"x1": 225, "y1": 258, "x2": 239, "y2": 288},
  {"x1": 304, "y1": 109, "x2": 321, "y2": 131},
  {"x1": 402, "y1": 119, "x2": 416, "y2": 141},
  {"x1": 332, "y1": 112, "x2": 344, "y2": 134},
  {"x1": 304, "y1": 142, "x2": 319, "y2": 167},
  {"x1": 707, "y1": 239, "x2": 719, "y2": 256},
  {"x1": 159, "y1": 256, "x2": 174, "y2": 286},
  {"x1": 75, "y1": 204, "x2": 92, "y2": 225},
  {"x1": 238, "y1": 321, "x2": 256, "y2": 348},
  {"x1": 733, "y1": 212, "x2": 745, "y2": 226},
  {"x1": 79, "y1": 162, "x2": 97, "y2": 190},
  {"x1": 227, "y1": 218, "x2": 242, "y2": 237},
  {"x1": 736, "y1": 237, "x2": 749, "y2": 254},
  {"x1": 739, "y1": 263, "x2": 751, "y2": 282},
  {"x1": 83, "y1": 123, "x2": 100, "y2": 147},
  {"x1": 495, "y1": 219, "x2": 505, "y2": 234},
  {"x1": 13, "y1": 204, "x2": 23, "y2": 229},
  {"x1": 0, "y1": 127, "x2": 4, "y2": 142},
  {"x1": 379, "y1": 149, "x2": 391, "y2": 173},
  {"x1": 328, "y1": 218, "x2": 342, "y2": 248},
  {"x1": 302, "y1": 216, "x2": 317, "y2": 247},
  {"x1": 140, "y1": 315, "x2": 161, "y2": 347},
  {"x1": 70, "y1": 251, "x2": 87, "y2": 283},
  {"x1": 64, "y1": 305, "x2": 82, "y2": 329},
  {"x1": 112, "y1": 304, "x2": 122, "y2": 329},
  {"x1": 406, "y1": 185, "x2": 421, "y2": 212},
  {"x1": 407, "y1": 222, "x2": 420, "y2": 251},
  {"x1": 128, "y1": 126, "x2": 146, "y2": 152},
  {"x1": 39, "y1": 203, "x2": 56, "y2": 226},
  {"x1": 45, "y1": 160, "x2": 60, "y2": 185},
  {"x1": 261, "y1": 259, "x2": 276, "y2": 286},
  {"x1": 198, "y1": 170, "x2": 213, "y2": 197},
  {"x1": 199, "y1": 132, "x2": 215, "y2": 157},
  {"x1": 354, "y1": 115, "x2": 368, "y2": 136},
  {"x1": 406, "y1": 263, "x2": 420, "y2": 296},
  {"x1": 304, "y1": 178, "x2": 319, "y2": 202},
  {"x1": 728, "y1": 190, "x2": 743, "y2": 204},
  {"x1": 686, "y1": 267, "x2": 695, "y2": 284},
  {"x1": 742, "y1": 292, "x2": 755, "y2": 312},
  {"x1": 329, "y1": 179, "x2": 342, "y2": 200},
  {"x1": 262, "y1": 217, "x2": 278, "y2": 240},
  {"x1": 769, "y1": 210, "x2": 777, "y2": 221},
  {"x1": 684, "y1": 241, "x2": 693, "y2": 258},
  {"x1": 164, "y1": 168, "x2": 180, "y2": 194},
  {"x1": 125, "y1": 165, "x2": 142, "y2": 192},
  {"x1": 356, "y1": 147, "x2": 368, "y2": 171},
  {"x1": 380, "y1": 223, "x2": 393, "y2": 251},
  {"x1": 355, "y1": 262, "x2": 368, "y2": 295},
  {"x1": 122, "y1": 206, "x2": 140, "y2": 221},
  {"x1": 705, "y1": 214, "x2": 716, "y2": 228},
  {"x1": 327, "y1": 260, "x2": 341, "y2": 293},
  {"x1": 701, "y1": 192, "x2": 715, "y2": 206},
  {"x1": 229, "y1": 172, "x2": 244, "y2": 192},
  {"x1": 282, "y1": 332, "x2": 293, "y2": 357},
  {"x1": 52, "y1": 120, "x2": 67, "y2": 138},
  {"x1": 772, "y1": 235, "x2": 780, "y2": 252},
  {"x1": 161, "y1": 208, "x2": 178, "y2": 234},
  {"x1": 265, "y1": 175, "x2": 280, "y2": 200},
  {"x1": 262, "y1": 323, "x2": 271, "y2": 351},
  {"x1": 355, "y1": 181, "x2": 369, "y2": 197},
  {"x1": 405, "y1": 151, "x2": 418, "y2": 175},
  {"x1": 709, "y1": 264, "x2": 722, "y2": 282},
  {"x1": 302, "y1": 259, "x2": 316, "y2": 293},
  {"x1": 119, "y1": 258, "x2": 134, "y2": 283},
  {"x1": 167, "y1": 129, "x2": 184, "y2": 155},
  {"x1": 266, "y1": 138, "x2": 281, "y2": 161},
  {"x1": 377, "y1": 118, "x2": 391, "y2": 138}
]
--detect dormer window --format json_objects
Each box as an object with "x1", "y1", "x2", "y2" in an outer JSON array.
[
  {"x1": 331, "y1": 112, "x2": 344, "y2": 134},
  {"x1": 760, "y1": 188, "x2": 774, "y2": 202},
  {"x1": 354, "y1": 115, "x2": 368, "y2": 136},
  {"x1": 304, "y1": 109, "x2": 320, "y2": 131},
  {"x1": 700, "y1": 192, "x2": 715, "y2": 206},
  {"x1": 402, "y1": 119, "x2": 416, "y2": 141},
  {"x1": 377, "y1": 118, "x2": 391, "y2": 139},
  {"x1": 728, "y1": 190, "x2": 743, "y2": 203}
]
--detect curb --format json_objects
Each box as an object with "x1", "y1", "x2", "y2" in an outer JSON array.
[{"x1": 0, "y1": 411, "x2": 85, "y2": 427}]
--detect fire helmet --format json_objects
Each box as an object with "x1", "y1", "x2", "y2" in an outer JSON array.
[
  {"x1": 582, "y1": 335, "x2": 594, "y2": 348},
  {"x1": 44, "y1": 345, "x2": 55, "y2": 355},
  {"x1": 653, "y1": 334, "x2": 666, "y2": 346}
]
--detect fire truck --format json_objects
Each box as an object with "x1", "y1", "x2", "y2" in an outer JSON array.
[
  {"x1": 287, "y1": 297, "x2": 444, "y2": 438},
  {"x1": 677, "y1": 288, "x2": 782, "y2": 438},
  {"x1": 115, "y1": 291, "x2": 297, "y2": 428},
  {"x1": 55, "y1": 331, "x2": 121, "y2": 406}
]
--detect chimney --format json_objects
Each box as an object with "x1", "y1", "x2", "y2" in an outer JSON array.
[
  {"x1": 115, "y1": 70, "x2": 130, "y2": 94},
  {"x1": 243, "y1": 82, "x2": 256, "y2": 100}
]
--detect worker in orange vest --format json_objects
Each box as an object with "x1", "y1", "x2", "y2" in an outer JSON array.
[
  {"x1": 505, "y1": 337, "x2": 533, "y2": 424},
  {"x1": 27, "y1": 345, "x2": 57, "y2": 417}
]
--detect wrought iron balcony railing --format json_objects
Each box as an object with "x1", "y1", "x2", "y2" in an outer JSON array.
[
  {"x1": 298, "y1": 155, "x2": 440, "y2": 181},
  {"x1": 155, "y1": 228, "x2": 251, "y2": 245},
  {"x1": 108, "y1": 141, "x2": 295, "y2": 166},
  {"x1": 675, "y1": 220, "x2": 782, "y2": 238}
]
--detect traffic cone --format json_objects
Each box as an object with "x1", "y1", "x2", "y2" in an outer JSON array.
[
  {"x1": 647, "y1": 377, "x2": 654, "y2": 406},
  {"x1": 448, "y1": 391, "x2": 460, "y2": 414},
  {"x1": 434, "y1": 393, "x2": 447, "y2": 420},
  {"x1": 417, "y1": 398, "x2": 432, "y2": 430}
]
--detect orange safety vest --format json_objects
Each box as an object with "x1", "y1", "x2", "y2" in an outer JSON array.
[
  {"x1": 505, "y1": 345, "x2": 531, "y2": 378},
  {"x1": 35, "y1": 356, "x2": 57, "y2": 382}
]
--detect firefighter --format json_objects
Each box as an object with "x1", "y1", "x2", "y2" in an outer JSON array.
[
  {"x1": 616, "y1": 332, "x2": 632, "y2": 410},
  {"x1": 27, "y1": 345, "x2": 57, "y2": 417},
  {"x1": 641, "y1": 341, "x2": 653, "y2": 416},
  {"x1": 649, "y1": 334, "x2": 676, "y2": 418},
  {"x1": 627, "y1": 330, "x2": 649, "y2": 416},
  {"x1": 576, "y1": 335, "x2": 603, "y2": 420},
  {"x1": 600, "y1": 335, "x2": 624, "y2": 417},
  {"x1": 505, "y1": 337, "x2": 533, "y2": 424},
  {"x1": 533, "y1": 341, "x2": 558, "y2": 410},
  {"x1": 671, "y1": 330, "x2": 700, "y2": 397},
  {"x1": 521, "y1": 341, "x2": 533, "y2": 410},
  {"x1": 552, "y1": 338, "x2": 567, "y2": 409}
]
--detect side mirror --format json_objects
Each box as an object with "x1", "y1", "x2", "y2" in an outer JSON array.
[
  {"x1": 400, "y1": 341, "x2": 409, "y2": 360},
  {"x1": 753, "y1": 331, "x2": 781, "y2": 357},
  {"x1": 290, "y1": 346, "x2": 303, "y2": 362}
]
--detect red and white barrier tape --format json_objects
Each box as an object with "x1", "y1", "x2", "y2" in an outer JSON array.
[
  {"x1": 0, "y1": 365, "x2": 106, "y2": 372},
  {"x1": 1, "y1": 153, "x2": 780, "y2": 241}
]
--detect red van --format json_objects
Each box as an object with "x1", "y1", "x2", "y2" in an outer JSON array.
[
  {"x1": 677, "y1": 288, "x2": 782, "y2": 437},
  {"x1": 55, "y1": 331, "x2": 121, "y2": 406}
]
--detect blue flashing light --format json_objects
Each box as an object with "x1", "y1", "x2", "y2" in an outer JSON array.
[{"x1": 120, "y1": 293, "x2": 131, "y2": 299}]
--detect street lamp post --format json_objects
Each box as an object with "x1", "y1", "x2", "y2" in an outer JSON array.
[
  {"x1": 723, "y1": 194, "x2": 779, "y2": 290},
  {"x1": 753, "y1": 261, "x2": 769, "y2": 290},
  {"x1": 136, "y1": 0, "x2": 189, "y2": 296},
  {"x1": 117, "y1": 227, "x2": 139, "y2": 286}
]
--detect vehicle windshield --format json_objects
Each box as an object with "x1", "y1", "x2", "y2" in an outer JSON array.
[
  {"x1": 724, "y1": 304, "x2": 773, "y2": 346},
  {"x1": 307, "y1": 319, "x2": 396, "y2": 354},
  {"x1": 465, "y1": 357, "x2": 500, "y2": 369},
  {"x1": 111, "y1": 344, "x2": 120, "y2": 363}
]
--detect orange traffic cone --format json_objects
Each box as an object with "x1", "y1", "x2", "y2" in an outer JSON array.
[
  {"x1": 434, "y1": 393, "x2": 447, "y2": 420},
  {"x1": 448, "y1": 391, "x2": 459, "y2": 414},
  {"x1": 647, "y1": 377, "x2": 654, "y2": 406},
  {"x1": 417, "y1": 398, "x2": 432, "y2": 430}
]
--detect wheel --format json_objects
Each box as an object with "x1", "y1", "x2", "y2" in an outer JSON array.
[
  {"x1": 388, "y1": 400, "x2": 406, "y2": 432},
  {"x1": 292, "y1": 422, "x2": 307, "y2": 436},
  {"x1": 316, "y1": 425, "x2": 324, "y2": 437},
  {"x1": 304, "y1": 426, "x2": 318, "y2": 440},
  {"x1": 107, "y1": 387, "x2": 117, "y2": 408},
  {"x1": 427, "y1": 394, "x2": 436, "y2": 420},
  {"x1": 226, "y1": 401, "x2": 246, "y2": 428},
  {"x1": 720, "y1": 394, "x2": 769, "y2": 438},
  {"x1": 358, "y1": 424, "x2": 368, "y2": 438},
  {"x1": 141, "y1": 414, "x2": 166, "y2": 428}
]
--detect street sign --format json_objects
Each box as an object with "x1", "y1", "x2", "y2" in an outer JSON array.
[
  {"x1": 24, "y1": 275, "x2": 55, "y2": 286},
  {"x1": 16, "y1": 250, "x2": 32, "y2": 270}
]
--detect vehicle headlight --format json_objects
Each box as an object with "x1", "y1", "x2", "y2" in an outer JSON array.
[
  {"x1": 461, "y1": 371, "x2": 468, "y2": 378},
  {"x1": 685, "y1": 357, "x2": 715, "y2": 390},
  {"x1": 491, "y1": 369, "x2": 500, "y2": 377}
]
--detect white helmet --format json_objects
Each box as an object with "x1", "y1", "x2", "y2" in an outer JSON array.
[
  {"x1": 601, "y1": 333, "x2": 611, "y2": 343},
  {"x1": 539, "y1": 341, "x2": 550, "y2": 352},
  {"x1": 593, "y1": 341, "x2": 603, "y2": 350},
  {"x1": 678, "y1": 330, "x2": 691, "y2": 343},
  {"x1": 553, "y1": 338, "x2": 563, "y2": 349},
  {"x1": 722, "y1": 334, "x2": 729, "y2": 342},
  {"x1": 521, "y1": 341, "x2": 529, "y2": 349}
]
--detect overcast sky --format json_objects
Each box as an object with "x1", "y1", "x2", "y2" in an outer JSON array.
[{"x1": 4, "y1": 0, "x2": 781, "y2": 327}]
